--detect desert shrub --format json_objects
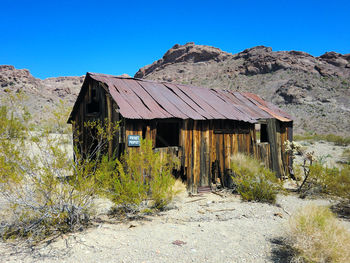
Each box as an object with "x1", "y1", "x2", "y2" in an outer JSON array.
[
  {"x1": 289, "y1": 205, "x2": 350, "y2": 263},
  {"x1": 102, "y1": 139, "x2": 178, "y2": 210},
  {"x1": 149, "y1": 152, "x2": 178, "y2": 209},
  {"x1": 285, "y1": 139, "x2": 350, "y2": 200},
  {"x1": 306, "y1": 163, "x2": 350, "y2": 200},
  {"x1": 0, "y1": 94, "x2": 116, "y2": 243},
  {"x1": 230, "y1": 153, "x2": 282, "y2": 203},
  {"x1": 107, "y1": 158, "x2": 148, "y2": 207}
]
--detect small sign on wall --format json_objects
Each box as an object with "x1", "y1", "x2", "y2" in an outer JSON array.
[{"x1": 128, "y1": 135, "x2": 140, "y2": 147}]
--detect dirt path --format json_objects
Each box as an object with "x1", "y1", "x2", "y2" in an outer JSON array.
[{"x1": 1, "y1": 192, "x2": 347, "y2": 263}]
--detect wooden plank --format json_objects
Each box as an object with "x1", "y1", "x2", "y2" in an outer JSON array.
[
  {"x1": 193, "y1": 121, "x2": 200, "y2": 190},
  {"x1": 124, "y1": 121, "x2": 133, "y2": 152},
  {"x1": 224, "y1": 121, "x2": 232, "y2": 187},
  {"x1": 276, "y1": 121, "x2": 284, "y2": 177},
  {"x1": 112, "y1": 103, "x2": 120, "y2": 158},
  {"x1": 267, "y1": 119, "x2": 281, "y2": 178},
  {"x1": 204, "y1": 121, "x2": 210, "y2": 187},
  {"x1": 209, "y1": 120, "x2": 216, "y2": 185},
  {"x1": 106, "y1": 94, "x2": 113, "y2": 158},
  {"x1": 146, "y1": 125, "x2": 151, "y2": 140},
  {"x1": 224, "y1": 121, "x2": 231, "y2": 170},
  {"x1": 188, "y1": 120, "x2": 194, "y2": 192},
  {"x1": 219, "y1": 121, "x2": 225, "y2": 187},
  {"x1": 200, "y1": 121, "x2": 210, "y2": 186},
  {"x1": 256, "y1": 143, "x2": 271, "y2": 169}
]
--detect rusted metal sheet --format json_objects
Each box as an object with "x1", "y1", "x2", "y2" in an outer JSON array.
[
  {"x1": 189, "y1": 86, "x2": 238, "y2": 120},
  {"x1": 121, "y1": 79, "x2": 172, "y2": 119},
  {"x1": 81, "y1": 73, "x2": 293, "y2": 123},
  {"x1": 213, "y1": 89, "x2": 260, "y2": 121},
  {"x1": 149, "y1": 82, "x2": 205, "y2": 120},
  {"x1": 242, "y1": 92, "x2": 293, "y2": 121},
  {"x1": 137, "y1": 81, "x2": 188, "y2": 119},
  {"x1": 231, "y1": 91, "x2": 272, "y2": 119},
  {"x1": 175, "y1": 84, "x2": 226, "y2": 119},
  {"x1": 164, "y1": 83, "x2": 209, "y2": 119},
  {"x1": 212, "y1": 90, "x2": 255, "y2": 123},
  {"x1": 105, "y1": 79, "x2": 141, "y2": 119},
  {"x1": 109, "y1": 78, "x2": 154, "y2": 119}
]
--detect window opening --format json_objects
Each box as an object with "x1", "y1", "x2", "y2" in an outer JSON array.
[
  {"x1": 87, "y1": 88, "x2": 100, "y2": 114},
  {"x1": 256, "y1": 123, "x2": 268, "y2": 143},
  {"x1": 156, "y1": 122, "x2": 179, "y2": 147}
]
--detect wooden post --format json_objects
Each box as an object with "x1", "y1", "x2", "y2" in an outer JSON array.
[
  {"x1": 267, "y1": 119, "x2": 283, "y2": 178},
  {"x1": 106, "y1": 94, "x2": 113, "y2": 159}
]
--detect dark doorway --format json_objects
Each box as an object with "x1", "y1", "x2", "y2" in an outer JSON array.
[{"x1": 156, "y1": 122, "x2": 179, "y2": 147}]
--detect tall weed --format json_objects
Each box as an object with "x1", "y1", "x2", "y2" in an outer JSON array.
[{"x1": 289, "y1": 205, "x2": 350, "y2": 263}]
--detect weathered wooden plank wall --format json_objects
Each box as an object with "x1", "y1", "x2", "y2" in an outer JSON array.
[
  {"x1": 178, "y1": 120, "x2": 256, "y2": 192},
  {"x1": 72, "y1": 80, "x2": 109, "y2": 156}
]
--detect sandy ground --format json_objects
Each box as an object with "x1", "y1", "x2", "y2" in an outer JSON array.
[
  {"x1": 0, "y1": 192, "x2": 349, "y2": 263},
  {"x1": 0, "y1": 140, "x2": 348, "y2": 263}
]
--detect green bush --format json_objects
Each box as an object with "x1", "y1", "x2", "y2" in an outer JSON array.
[
  {"x1": 108, "y1": 158, "x2": 148, "y2": 207},
  {"x1": 101, "y1": 139, "x2": 178, "y2": 210},
  {"x1": 289, "y1": 205, "x2": 350, "y2": 263},
  {"x1": 231, "y1": 154, "x2": 281, "y2": 203},
  {"x1": 306, "y1": 163, "x2": 350, "y2": 200},
  {"x1": 149, "y1": 152, "x2": 177, "y2": 209}
]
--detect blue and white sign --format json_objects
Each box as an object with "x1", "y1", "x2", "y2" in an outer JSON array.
[{"x1": 128, "y1": 135, "x2": 140, "y2": 147}]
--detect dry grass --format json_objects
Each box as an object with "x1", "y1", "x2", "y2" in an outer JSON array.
[
  {"x1": 342, "y1": 148, "x2": 350, "y2": 164},
  {"x1": 230, "y1": 153, "x2": 262, "y2": 175},
  {"x1": 289, "y1": 205, "x2": 350, "y2": 263},
  {"x1": 172, "y1": 179, "x2": 187, "y2": 195},
  {"x1": 294, "y1": 133, "x2": 350, "y2": 146}
]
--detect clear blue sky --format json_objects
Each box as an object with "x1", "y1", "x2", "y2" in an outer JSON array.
[{"x1": 1, "y1": 0, "x2": 349, "y2": 79}]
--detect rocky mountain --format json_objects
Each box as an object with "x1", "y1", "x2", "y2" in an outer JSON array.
[
  {"x1": 1, "y1": 43, "x2": 349, "y2": 135},
  {"x1": 0, "y1": 65, "x2": 84, "y2": 122},
  {"x1": 135, "y1": 43, "x2": 350, "y2": 135}
]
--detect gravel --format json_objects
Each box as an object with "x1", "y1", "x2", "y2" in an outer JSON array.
[{"x1": 1, "y1": 191, "x2": 348, "y2": 263}]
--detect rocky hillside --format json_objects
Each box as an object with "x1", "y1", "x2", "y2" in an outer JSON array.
[
  {"x1": 0, "y1": 65, "x2": 84, "y2": 122},
  {"x1": 135, "y1": 43, "x2": 350, "y2": 135},
  {"x1": 1, "y1": 43, "x2": 349, "y2": 135}
]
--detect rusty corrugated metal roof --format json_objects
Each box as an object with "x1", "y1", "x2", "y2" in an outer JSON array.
[{"x1": 68, "y1": 72, "x2": 293, "y2": 123}]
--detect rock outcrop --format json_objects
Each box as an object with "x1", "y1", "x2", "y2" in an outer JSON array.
[{"x1": 135, "y1": 43, "x2": 230, "y2": 78}]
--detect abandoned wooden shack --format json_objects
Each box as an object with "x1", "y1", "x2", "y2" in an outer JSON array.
[{"x1": 68, "y1": 72, "x2": 293, "y2": 192}]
